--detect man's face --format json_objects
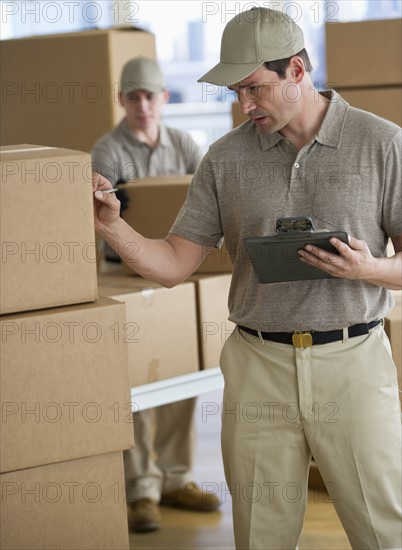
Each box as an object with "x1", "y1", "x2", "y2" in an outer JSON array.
[
  {"x1": 119, "y1": 89, "x2": 168, "y2": 131},
  {"x1": 229, "y1": 64, "x2": 301, "y2": 134}
]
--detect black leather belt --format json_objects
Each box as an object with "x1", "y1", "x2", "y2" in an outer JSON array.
[{"x1": 238, "y1": 320, "x2": 382, "y2": 348}]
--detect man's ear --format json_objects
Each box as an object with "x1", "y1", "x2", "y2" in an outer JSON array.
[
  {"x1": 161, "y1": 88, "x2": 170, "y2": 104},
  {"x1": 289, "y1": 56, "x2": 305, "y2": 82},
  {"x1": 119, "y1": 91, "x2": 126, "y2": 107}
]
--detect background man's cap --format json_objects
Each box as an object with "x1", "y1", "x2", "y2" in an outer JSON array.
[
  {"x1": 198, "y1": 7, "x2": 305, "y2": 86},
  {"x1": 120, "y1": 56, "x2": 165, "y2": 94}
]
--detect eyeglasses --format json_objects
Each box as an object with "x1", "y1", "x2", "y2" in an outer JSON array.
[{"x1": 231, "y1": 83, "x2": 278, "y2": 102}]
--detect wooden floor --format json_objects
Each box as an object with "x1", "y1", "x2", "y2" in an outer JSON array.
[{"x1": 129, "y1": 389, "x2": 351, "y2": 550}]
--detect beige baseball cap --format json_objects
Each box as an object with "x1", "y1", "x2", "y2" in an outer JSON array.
[
  {"x1": 198, "y1": 7, "x2": 305, "y2": 86},
  {"x1": 120, "y1": 56, "x2": 165, "y2": 95}
]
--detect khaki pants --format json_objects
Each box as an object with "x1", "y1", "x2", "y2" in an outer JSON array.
[
  {"x1": 220, "y1": 325, "x2": 402, "y2": 550},
  {"x1": 124, "y1": 398, "x2": 196, "y2": 502}
]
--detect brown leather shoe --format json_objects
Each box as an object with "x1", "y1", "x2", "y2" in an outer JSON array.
[
  {"x1": 127, "y1": 498, "x2": 161, "y2": 533},
  {"x1": 160, "y1": 482, "x2": 220, "y2": 512}
]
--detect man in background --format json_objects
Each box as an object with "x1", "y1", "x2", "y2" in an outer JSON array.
[{"x1": 92, "y1": 56, "x2": 220, "y2": 533}]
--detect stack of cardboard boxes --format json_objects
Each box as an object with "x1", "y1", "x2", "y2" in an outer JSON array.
[
  {"x1": 0, "y1": 145, "x2": 134, "y2": 549},
  {"x1": 326, "y1": 18, "x2": 402, "y2": 126}
]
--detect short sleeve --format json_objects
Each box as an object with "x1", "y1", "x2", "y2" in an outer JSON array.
[
  {"x1": 170, "y1": 153, "x2": 224, "y2": 248},
  {"x1": 382, "y1": 130, "x2": 402, "y2": 238}
]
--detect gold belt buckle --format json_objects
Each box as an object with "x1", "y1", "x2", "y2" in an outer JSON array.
[{"x1": 292, "y1": 332, "x2": 313, "y2": 348}]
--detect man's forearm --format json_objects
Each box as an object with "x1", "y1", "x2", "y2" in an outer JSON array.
[
  {"x1": 98, "y1": 218, "x2": 204, "y2": 287},
  {"x1": 365, "y1": 253, "x2": 402, "y2": 290}
]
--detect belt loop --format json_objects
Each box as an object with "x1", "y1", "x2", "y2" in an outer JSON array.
[
  {"x1": 257, "y1": 330, "x2": 265, "y2": 345},
  {"x1": 342, "y1": 327, "x2": 349, "y2": 343}
]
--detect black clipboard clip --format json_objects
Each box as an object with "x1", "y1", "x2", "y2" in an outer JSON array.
[{"x1": 276, "y1": 216, "x2": 315, "y2": 234}]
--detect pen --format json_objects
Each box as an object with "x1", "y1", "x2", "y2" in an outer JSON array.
[{"x1": 101, "y1": 188, "x2": 118, "y2": 194}]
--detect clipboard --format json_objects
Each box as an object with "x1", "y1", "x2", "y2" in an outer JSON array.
[{"x1": 244, "y1": 216, "x2": 349, "y2": 283}]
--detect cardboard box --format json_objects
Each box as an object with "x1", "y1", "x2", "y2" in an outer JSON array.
[
  {"x1": 326, "y1": 18, "x2": 402, "y2": 87},
  {"x1": 0, "y1": 28, "x2": 156, "y2": 152},
  {"x1": 119, "y1": 176, "x2": 233, "y2": 274},
  {"x1": 189, "y1": 274, "x2": 235, "y2": 369},
  {"x1": 0, "y1": 451, "x2": 129, "y2": 550},
  {"x1": 338, "y1": 87, "x2": 401, "y2": 126},
  {"x1": 98, "y1": 275, "x2": 199, "y2": 386},
  {"x1": 0, "y1": 144, "x2": 98, "y2": 314},
  {"x1": 385, "y1": 291, "x2": 402, "y2": 391},
  {"x1": 0, "y1": 297, "x2": 134, "y2": 473}
]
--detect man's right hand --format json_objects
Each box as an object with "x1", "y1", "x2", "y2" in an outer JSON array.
[{"x1": 92, "y1": 172, "x2": 121, "y2": 232}]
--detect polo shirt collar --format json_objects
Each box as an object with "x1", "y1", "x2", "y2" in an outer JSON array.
[
  {"x1": 120, "y1": 117, "x2": 139, "y2": 145},
  {"x1": 315, "y1": 90, "x2": 349, "y2": 148},
  {"x1": 119, "y1": 117, "x2": 168, "y2": 148},
  {"x1": 258, "y1": 132, "x2": 283, "y2": 151},
  {"x1": 158, "y1": 124, "x2": 170, "y2": 148}
]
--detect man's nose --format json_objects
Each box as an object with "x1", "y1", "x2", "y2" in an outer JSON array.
[
  {"x1": 137, "y1": 95, "x2": 149, "y2": 110},
  {"x1": 238, "y1": 91, "x2": 256, "y2": 114}
]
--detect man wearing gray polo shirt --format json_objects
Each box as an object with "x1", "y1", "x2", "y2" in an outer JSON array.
[
  {"x1": 92, "y1": 56, "x2": 219, "y2": 533},
  {"x1": 93, "y1": 10, "x2": 402, "y2": 549}
]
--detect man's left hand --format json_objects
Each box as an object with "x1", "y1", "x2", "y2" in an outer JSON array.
[{"x1": 298, "y1": 236, "x2": 376, "y2": 281}]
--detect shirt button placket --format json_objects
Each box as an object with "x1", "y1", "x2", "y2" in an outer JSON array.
[
  {"x1": 290, "y1": 157, "x2": 303, "y2": 190},
  {"x1": 291, "y1": 161, "x2": 300, "y2": 183}
]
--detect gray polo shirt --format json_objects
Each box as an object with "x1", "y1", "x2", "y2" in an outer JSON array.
[
  {"x1": 171, "y1": 91, "x2": 402, "y2": 331},
  {"x1": 91, "y1": 117, "x2": 202, "y2": 184}
]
